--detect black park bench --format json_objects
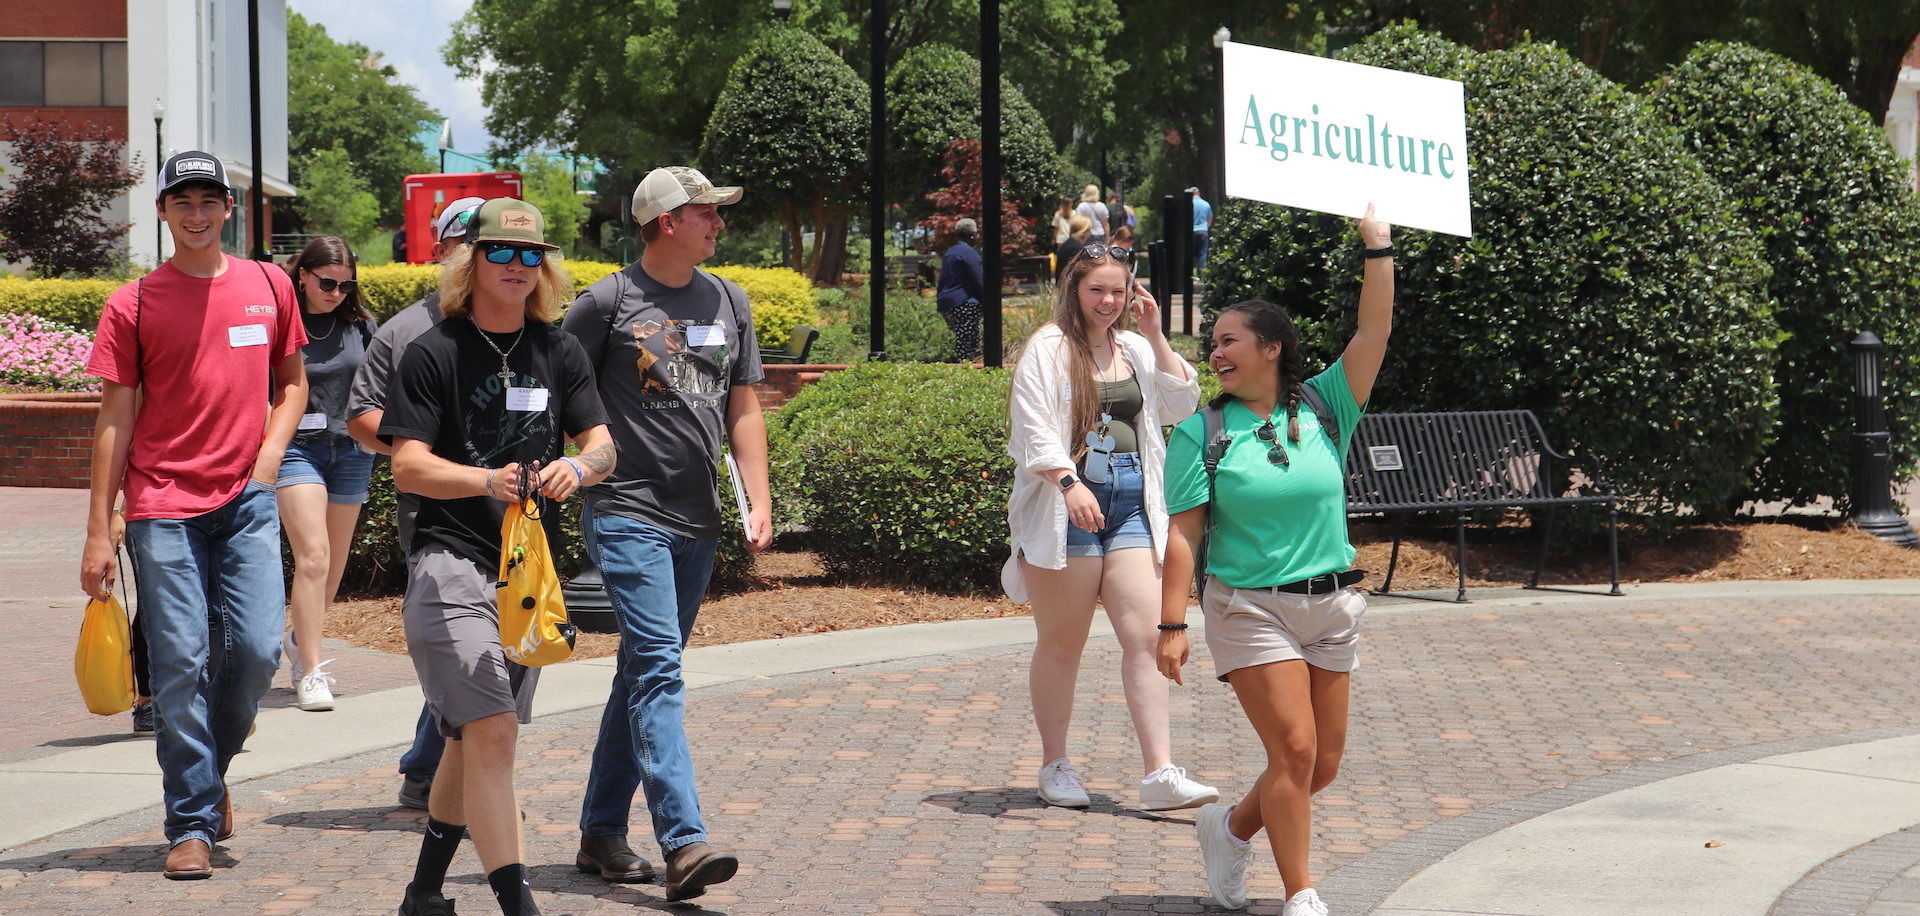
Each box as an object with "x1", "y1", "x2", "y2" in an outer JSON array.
[{"x1": 1344, "y1": 410, "x2": 1622, "y2": 603}]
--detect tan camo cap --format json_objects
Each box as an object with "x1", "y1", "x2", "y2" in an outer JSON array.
[
  {"x1": 631, "y1": 166, "x2": 743, "y2": 225},
  {"x1": 468, "y1": 197, "x2": 559, "y2": 251}
]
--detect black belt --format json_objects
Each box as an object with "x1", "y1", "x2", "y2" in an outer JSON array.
[{"x1": 1265, "y1": 569, "x2": 1366, "y2": 596}]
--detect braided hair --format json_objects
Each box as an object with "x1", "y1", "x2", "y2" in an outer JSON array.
[{"x1": 1209, "y1": 300, "x2": 1307, "y2": 442}]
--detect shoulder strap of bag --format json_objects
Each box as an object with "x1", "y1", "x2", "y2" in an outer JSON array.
[
  {"x1": 1298, "y1": 381, "x2": 1345, "y2": 460},
  {"x1": 599, "y1": 267, "x2": 630, "y2": 365},
  {"x1": 1194, "y1": 403, "x2": 1230, "y2": 603},
  {"x1": 133, "y1": 277, "x2": 143, "y2": 375}
]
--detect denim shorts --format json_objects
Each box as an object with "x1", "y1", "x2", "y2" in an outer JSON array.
[
  {"x1": 277, "y1": 433, "x2": 376, "y2": 504},
  {"x1": 1064, "y1": 452, "x2": 1154, "y2": 556}
]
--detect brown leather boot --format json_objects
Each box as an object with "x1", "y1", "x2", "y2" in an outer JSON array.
[
  {"x1": 575, "y1": 834, "x2": 652, "y2": 882},
  {"x1": 214, "y1": 787, "x2": 234, "y2": 842},
  {"x1": 663, "y1": 841, "x2": 737, "y2": 902},
  {"x1": 163, "y1": 839, "x2": 212, "y2": 880}
]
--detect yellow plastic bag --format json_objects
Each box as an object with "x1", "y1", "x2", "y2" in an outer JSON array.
[
  {"x1": 497, "y1": 497, "x2": 575, "y2": 667},
  {"x1": 75, "y1": 593, "x2": 135, "y2": 715}
]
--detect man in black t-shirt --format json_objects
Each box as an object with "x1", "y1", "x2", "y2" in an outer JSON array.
[{"x1": 380, "y1": 198, "x2": 614, "y2": 916}]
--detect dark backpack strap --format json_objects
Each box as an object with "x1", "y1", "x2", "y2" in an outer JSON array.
[
  {"x1": 1194, "y1": 404, "x2": 1230, "y2": 603},
  {"x1": 133, "y1": 278, "x2": 144, "y2": 377},
  {"x1": 1298, "y1": 382, "x2": 1346, "y2": 461},
  {"x1": 600, "y1": 267, "x2": 629, "y2": 365}
]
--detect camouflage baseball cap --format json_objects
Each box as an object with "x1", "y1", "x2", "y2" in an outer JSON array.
[
  {"x1": 466, "y1": 197, "x2": 558, "y2": 251},
  {"x1": 631, "y1": 166, "x2": 743, "y2": 225}
]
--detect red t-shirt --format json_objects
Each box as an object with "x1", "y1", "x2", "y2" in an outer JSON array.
[{"x1": 87, "y1": 255, "x2": 306, "y2": 520}]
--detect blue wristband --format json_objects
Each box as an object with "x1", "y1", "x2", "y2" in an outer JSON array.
[{"x1": 561, "y1": 456, "x2": 587, "y2": 482}]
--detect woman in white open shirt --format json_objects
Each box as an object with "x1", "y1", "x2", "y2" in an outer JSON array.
[{"x1": 1003, "y1": 244, "x2": 1215, "y2": 811}]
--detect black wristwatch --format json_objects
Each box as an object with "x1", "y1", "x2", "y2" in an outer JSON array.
[{"x1": 1059, "y1": 474, "x2": 1079, "y2": 491}]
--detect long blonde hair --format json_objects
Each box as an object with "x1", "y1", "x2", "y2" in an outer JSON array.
[
  {"x1": 1039, "y1": 250, "x2": 1132, "y2": 459},
  {"x1": 437, "y1": 243, "x2": 570, "y2": 323}
]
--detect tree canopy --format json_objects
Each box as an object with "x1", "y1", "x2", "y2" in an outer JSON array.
[{"x1": 287, "y1": 11, "x2": 439, "y2": 226}]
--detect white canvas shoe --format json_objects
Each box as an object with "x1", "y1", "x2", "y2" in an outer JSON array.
[
  {"x1": 1197, "y1": 802, "x2": 1251, "y2": 910},
  {"x1": 1139, "y1": 764, "x2": 1220, "y2": 811},
  {"x1": 295, "y1": 659, "x2": 337, "y2": 712},
  {"x1": 282, "y1": 627, "x2": 304, "y2": 685},
  {"x1": 1037, "y1": 757, "x2": 1091, "y2": 808},
  {"x1": 1282, "y1": 887, "x2": 1329, "y2": 916}
]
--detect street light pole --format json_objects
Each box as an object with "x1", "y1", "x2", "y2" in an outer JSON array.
[
  {"x1": 152, "y1": 100, "x2": 164, "y2": 264},
  {"x1": 868, "y1": 0, "x2": 887, "y2": 360},
  {"x1": 246, "y1": 0, "x2": 268, "y2": 261},
  {"x1": 981, "y1": 0, "x2": 1002, "y2": 368}
]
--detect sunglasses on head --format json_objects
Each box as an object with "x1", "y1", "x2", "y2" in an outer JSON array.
[
  {"x1": 1081, "y1": 244, "x2": 1132, "y2": 262},
  {"x1": 481, "y1": 242, "x2": 547, "y2": 267},
  {"x1": 312, "y1": 276, "x2": 358, "y2": 294}
]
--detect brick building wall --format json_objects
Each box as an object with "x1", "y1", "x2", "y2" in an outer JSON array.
[{"x1": 0, "y1": 393, "x2": 97, "y2": 488}]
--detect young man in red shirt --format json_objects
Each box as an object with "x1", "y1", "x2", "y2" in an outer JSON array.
[{"x1": 79, "y1": 152, "x2": 308, "y2": 880}]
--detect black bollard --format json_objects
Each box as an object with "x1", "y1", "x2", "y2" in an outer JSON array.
[
  {"x1": 1846, "y1": 332, "x2": 1918, "y2": 548},
  {"x1": 562, "y1": 504, "x2": 619, "y2": 632}
]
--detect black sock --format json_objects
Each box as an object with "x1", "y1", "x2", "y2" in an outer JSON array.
[
  {"x1": 407, "y1": 817, "x2": 465, "y2": 899},
  {"x1": 487, "y1": 863, "x2": 538, "y2": 916}
]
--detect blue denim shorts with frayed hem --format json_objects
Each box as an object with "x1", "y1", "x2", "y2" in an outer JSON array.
[
  {"x1": 277, "y1": 433, "x2": 376, "y2": 504},
  {"x1": 1064, "y1": 452, "x2": 1153, "y2": 557}
]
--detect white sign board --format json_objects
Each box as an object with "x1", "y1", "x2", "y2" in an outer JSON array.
[{"x1": 1223, "y1": 42, "x2": 1472, "y2": 237}]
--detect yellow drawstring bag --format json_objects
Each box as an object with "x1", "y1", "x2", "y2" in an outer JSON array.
[
  {"x1": 497, "y1": 497, "x2": 575, "y2": 667},
  {"x1": 75, "y1": 592, "x2": 136, "y2": 715}
]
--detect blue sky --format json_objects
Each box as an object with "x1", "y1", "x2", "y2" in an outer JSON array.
[{"x1": 285, "y1": 0, "x2": 499, "y2": 154}]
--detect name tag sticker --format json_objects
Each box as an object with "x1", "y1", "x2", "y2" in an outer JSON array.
[
  {"x1": 505, "y1": 387, "x2": 549, "y2": 412},
  {"x1": 687, "y1": 324, "x2": 726, "y2": 347},
  {"x1": 228, "y1": 324, "x2": 269, "y2": 348},
  {"x1": 297, "y1": 412, "x2": 328, "y2": 431}
]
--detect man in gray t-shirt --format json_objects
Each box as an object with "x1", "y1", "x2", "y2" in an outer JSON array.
[
  {"x1": 344, "y1": 195, "x2": 481, "y2": 813},
  {"x1": 560, "y1": 166, "x2": 770, "y2": 903}
]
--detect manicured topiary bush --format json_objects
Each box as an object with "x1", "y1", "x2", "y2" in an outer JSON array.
[
  {"x1": 1648, "y1": 42, "x2": 1920, "y2": 508},
  {"x1": 707, "y1": 265, "x2": 819, "y2": 352},
  {"x1": 769, "y1": 362, "x2": 1013, "y2": 591},
  {"x1": 887, "y1": 44, "x2": 1063, "y2": 222},
  {"x1": 0, "y1": 276, "x2": 120, "y2": 329},
  {"x1": 1205, "y1": 26, "x2": 1779, "y2": 523}
]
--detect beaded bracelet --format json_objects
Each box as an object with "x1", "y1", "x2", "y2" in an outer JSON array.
[{"x1": 1156, "y1": 623, "x2": 1189, "y2": 631}]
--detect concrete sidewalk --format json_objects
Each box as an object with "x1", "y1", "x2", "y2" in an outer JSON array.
[{"x1": 11, "y1": 483, "x2": 1920, "y2": 913}]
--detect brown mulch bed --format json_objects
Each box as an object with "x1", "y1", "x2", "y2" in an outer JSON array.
[{"x1": 326, "y1": 519, "x2": 1920, "y2": 659}]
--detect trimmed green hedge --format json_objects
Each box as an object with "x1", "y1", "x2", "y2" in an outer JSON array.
[
  {"x1": 707, "y1": 265, "x2": 819, "y2": 352},
  {"x1": 0, "y1": 276, "x2": 121, "y2": 330},
  {"x1": 1648, "y1": 42, "x2": 1920, "y2": 507},
  {"x1": 769, "y1": 362, "x2": 1012, "y2": 590},
  {"x1": 1205, "y1": 26, "x2": 1780, "y2": 524}
]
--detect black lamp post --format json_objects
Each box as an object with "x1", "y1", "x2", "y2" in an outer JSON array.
[
  {"x1": 152, "y1": 100, "x2": 164, "y2": 263},
  {"x1": 1847, "y1": 331, "x2": 1918, "y2": 547},
  {"x1": 773, "y1": 0, "x2": 792, "y2": 18},
  {"x1": 1213, "y1": 26, "x2": 1230, "y2": 211},
  {"x1": 867, "y1": 0, "x2": 887, "y2": 360}
]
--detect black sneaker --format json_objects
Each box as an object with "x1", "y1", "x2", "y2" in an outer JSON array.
[
  {"x1": 398, "y1": 773, "x2": 433, "y2": 810},
  {"x1": 398, "y1": 891, "x2": 456, "y2": 916},
  {"x1": 131, "y1": 701, "x2": 156, "y2": 737}
]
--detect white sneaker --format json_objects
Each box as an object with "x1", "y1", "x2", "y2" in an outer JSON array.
[
  {"x1": 282, "y1": 628, "x2": 304, "y2": 685},
  {"x1": 1139, "y1": 764, "x2": 1220, "y2": 811},
  {"x1": 295, "y1": 659, "x2": 337, "y2": 711},
  {"x1": 1197, "y1": 802, "x2": 1252, "y2": 910},
  {"x1": 1037, "y1": 757, "x2": 1090, "y2": 808},
  {"x1": 1283, "y1": 887, "x2": 1329, "y2": 916}
]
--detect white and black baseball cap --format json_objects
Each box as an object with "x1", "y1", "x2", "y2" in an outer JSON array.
[
  {"x1": 436, "y1": 196, "x2": 486, "y2": 241},
  {"x1": 157, "y1": 151, "x2": 232, "y2": 198}
]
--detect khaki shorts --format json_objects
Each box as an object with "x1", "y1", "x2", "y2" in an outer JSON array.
[
  {"x1": 1200, "y1": 576, "x2": 1368, "y2": 681},
  {"x1": 403, "y1": 547, "x2": 540, "y2": 738}
]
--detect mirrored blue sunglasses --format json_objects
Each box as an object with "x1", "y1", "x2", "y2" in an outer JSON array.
[{"x1": 481, "y1": 242, "x2": 546, "y2": 267}]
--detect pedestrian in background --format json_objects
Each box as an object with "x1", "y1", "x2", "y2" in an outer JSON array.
[
  {"x1": 277, "y1": 236, "x2": 377, "y2": 712},
  {"x1": 936, "y1": 217, "x2": 987, "y2": 364},
  {"x1": 1077, "y1": 184, "x2": 1110, "y2": 245},
  {"x1": 1189, "y1": 186, "x2": 1214, "y2": 273}
]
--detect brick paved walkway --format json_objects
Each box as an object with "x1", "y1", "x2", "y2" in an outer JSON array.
[{"x1": 8, "y1": 587, "x2": 1920, "y2": 913}]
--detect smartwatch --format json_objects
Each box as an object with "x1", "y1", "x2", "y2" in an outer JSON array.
[{"x1": 1059, "y1": 474, "x2": 1079, "y2": 491}]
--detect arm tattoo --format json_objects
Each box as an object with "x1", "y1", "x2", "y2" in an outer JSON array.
[{"x1": 579, "y1": 444, "x2": 616, "y2": 476}]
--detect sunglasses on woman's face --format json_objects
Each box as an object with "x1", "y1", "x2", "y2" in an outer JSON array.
[
  {"x1": 312, "y1": 276, "x2": 358, "y2": 294},
  {"x1": 481, "y1": 243, "x2": 547, "y2": 267}
]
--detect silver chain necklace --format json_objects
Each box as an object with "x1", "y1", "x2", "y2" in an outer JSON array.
[{"x1": 476, "y1": 322, "x2": 526, "y2": 385}]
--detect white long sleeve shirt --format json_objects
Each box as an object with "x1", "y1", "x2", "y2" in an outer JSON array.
[{"x1": 1001, "y1": 324, "x2": 1200, "y2": 601}]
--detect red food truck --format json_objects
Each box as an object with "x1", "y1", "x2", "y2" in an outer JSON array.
[{"x1": 400, "y1": 172, "x2": 524, "y2": 264}]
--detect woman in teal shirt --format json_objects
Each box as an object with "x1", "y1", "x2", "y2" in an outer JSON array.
[{"x1": 1156, "y1": 205, "x2": 1394, "y2": 916}]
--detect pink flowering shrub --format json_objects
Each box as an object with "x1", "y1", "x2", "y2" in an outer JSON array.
[{"x1": 0, "y1": 313, "x2": 98, "y2": 392}]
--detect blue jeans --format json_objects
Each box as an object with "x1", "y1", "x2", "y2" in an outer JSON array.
[
  {"x1": 125, "y1": 480, "x2": 285, "y2": 848},
  {"x1": 579, "y1": 511, "x2": 718, "y2": 853},
  {"x1": 397, "y1": 705, "x2": 444, "y2": 778}
]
